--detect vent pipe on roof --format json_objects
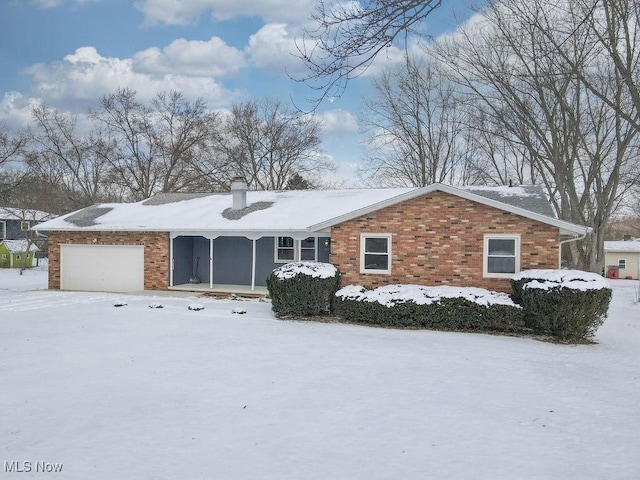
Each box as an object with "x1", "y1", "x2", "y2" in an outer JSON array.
[{"x1": 231, "y1": 176, "x2": 248, "y2": 210}]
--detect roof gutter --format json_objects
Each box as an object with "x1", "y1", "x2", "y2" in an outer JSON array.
[{"x1": 557, "y1": 228, "x2": 590, "y2": 268}]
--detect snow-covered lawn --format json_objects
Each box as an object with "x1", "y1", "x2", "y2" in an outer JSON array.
[{"x1": 1, "y1": 269, "x2": 638, "y2": 479}]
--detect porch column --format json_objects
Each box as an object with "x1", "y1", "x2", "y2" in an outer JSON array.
[
  {"x1": 169, "y1": 236, "x2": 174, "y2": 287},
  {"x1": 209, "y1": 238, "x2": 213, "y2": 289},
  {"x1": 251, "y1": 238, "x2": 257, "y2": 291}
]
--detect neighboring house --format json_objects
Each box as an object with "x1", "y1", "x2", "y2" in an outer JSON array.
[
  {"x1": 604, "y1": 240, "x2": 640, "y2": 279},
  {"x1": 34, "y1": 180, "x2": 591, "y2": 294},
  {"x1": 0, "y1": 240, "x2": 39, "y2": 269},
  {"x1": 0, "y1": 207, "x2": 56, "y2": 241},
  {"x1": 0, "y1": 207, "x2": 57, "y2": 262}
]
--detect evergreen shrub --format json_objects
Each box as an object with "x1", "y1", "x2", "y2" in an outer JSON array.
[
  {"x1": 267, "y1": 262, "x2": 341, "y2": 317},
  {"x1": 511, "y1": 270, "x2": 612, "y2": 340},
  {"x1": 334, "y1": 285, "x2": 525, "y2": 333}
]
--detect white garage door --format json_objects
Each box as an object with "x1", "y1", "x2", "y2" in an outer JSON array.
[{"x1": 60, "y1": 244, "x2": 145, "y2": 293}]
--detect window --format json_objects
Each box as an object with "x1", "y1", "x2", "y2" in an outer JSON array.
[
  {"x1": 360, "y1": 234, "x2": 392, "y2": 274},
  {"x1": 21, "y1": 221, "x2": 30, "y2": 231},
  {"x1": 484, "y1": 234, "x2": 520, "y2": 278},
  {"x1": 1, "y1": 254, "x2": 6, "y2": 260},
  {"x1": 300, "y1": 237, "x2": 316, "y2": 261},
  {"x1": 275, "y1": 237, "x2": 317, "y2": 262},
  {"x1": 15, "y1": 255, "x2": 21, "y2": 260},
  {"x1": 0, "y1": 221, "x2": 5, "y2": 240},
  {"x1": 618, "y1": 258, "x2": 627, "y2": 269},
  {"x1": 276, "y1": 237, "x2": 295, "y2": 262}
]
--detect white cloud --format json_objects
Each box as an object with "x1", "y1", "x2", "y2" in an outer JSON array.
[
  {"x1": 135, "y1": 0, "x2": 315, "y2": 25},
  {"x1": 316, "y1": 109, "x2": 359, "y2": 133},
  {"x1": 133, "y1": 36, "x2": 246, "y2": 77},
  {"x1": 246, "y1": 23, "x2": 304, "y2": 74},
  {"x1": 24, "y1": 46, "x2": 242, "y2": 110},
  {"x1": 0, "y1": 92, "x2": 39, "y2": 129}
]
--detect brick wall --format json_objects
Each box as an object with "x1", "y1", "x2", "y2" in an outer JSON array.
[
  {"x1": 47, "y1": 231, "x2": 169, "y2": 290},
  {"x1": 330, "y1": 191, "x2": 559, "y2": 292}
]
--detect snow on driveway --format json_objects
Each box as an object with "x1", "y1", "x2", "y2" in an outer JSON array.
[{"x1": 0, "y1": 269, "x2": 638, "y2": 479}]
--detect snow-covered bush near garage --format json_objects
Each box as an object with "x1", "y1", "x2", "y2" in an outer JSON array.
[
  {"x1": 267, "y1": 262, "x2": 341, "y2": 317},
  {"x1": 511, "y1": 269, "x2": 612, "y2": 340},
  {"x1": 334, "y1": 284, "x2": 525, "y2": 333}
]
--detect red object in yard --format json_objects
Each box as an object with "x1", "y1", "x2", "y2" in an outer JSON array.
[
  {"x1": 626, "y1": 276, "x2": 633, "y2": 280},
  {"x1": 607, "y1": 267, "x2": 618, "y2": 279}
]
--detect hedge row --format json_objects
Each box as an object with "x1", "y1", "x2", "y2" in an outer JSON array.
[
  {"x1": 267, "y1": 263, "x2": 612, "y2": 342},
  {"x1": 333, "y1": 285, "x2": 525, "y2": 333}
]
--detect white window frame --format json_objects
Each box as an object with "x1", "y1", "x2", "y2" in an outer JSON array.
[
  {"x1": 360, "y1": 233, "x2": 392, "y2": 274},
  {"x1": 0, "y1": 221, "x2": 5, "y2": 239},
  {"x1": 483, "y1": 234, "x2": 521, "y2": 278},
  {"x1": 618, "y1": 258, "x2": 626, "y2": 269},
  {"x1": 299, "y1": 237, "x2": 317, "y2": 262},
  {"x1": 274, "y1": 236, "x2": 317, "y2": 263},
  {"x1": 275, "y1": 236, "x2": 295, "y2": 262}
]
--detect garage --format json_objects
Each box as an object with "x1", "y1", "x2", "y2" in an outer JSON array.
[{"x1": 60, "y1": 244, "x2": 144, "y2": 293}]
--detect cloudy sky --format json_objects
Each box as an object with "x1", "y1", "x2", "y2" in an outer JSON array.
[{"x1": 0, "y1": 0, "x2": 471, "y2": 185}]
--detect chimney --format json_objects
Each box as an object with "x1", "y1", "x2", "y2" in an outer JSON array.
[{"x1": 231, "y1": 176, "x2": 247, "y2": 210}]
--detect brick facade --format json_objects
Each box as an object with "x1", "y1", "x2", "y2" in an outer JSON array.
[
  {"x1": 330, "y1": 191, "x2": 559, "y2": 292},
  {"x1": 47, "y1": 231, "x2": 169, "y2": 290}
]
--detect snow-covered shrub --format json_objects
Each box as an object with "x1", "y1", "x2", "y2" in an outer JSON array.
[
  {"x1": 511, "y1": 270, "x2": 612, "y2": 340},
  {"x1": 267, "y1": 262, "x2": 341, "y2": 317},
  {"x1": 334, "y1": 284, "x2": 525, "y2": 333}
]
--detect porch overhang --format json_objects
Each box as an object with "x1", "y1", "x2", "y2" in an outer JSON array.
[{"x1": 169, "y1": 229, "x2": 327, "y2": 240}]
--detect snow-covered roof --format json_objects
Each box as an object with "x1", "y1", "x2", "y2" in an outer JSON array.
[
  {"x1": 462, "y1": 185, "x2": 556, "y2": 217},
  {"x1": 0, "y1": 207, "x2": 57, "y2": 221},
  {"x1": 0, "y1": 239, "x2": 39, "y2": 253},
  {"x1": 33, "y1": 183, "x2": 590, "y2": 236},
  {"x1": 604, "y1": 240, "x2": 640, "y2": 253}
]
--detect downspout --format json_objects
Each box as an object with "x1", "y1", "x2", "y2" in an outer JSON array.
[{"x1": 558, "y1": 229, "x2": 589, "y2": 269}]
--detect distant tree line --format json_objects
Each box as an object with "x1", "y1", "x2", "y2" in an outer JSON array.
[{"x1": 0, "y1": 91, "x2": 329, "y2": 214}]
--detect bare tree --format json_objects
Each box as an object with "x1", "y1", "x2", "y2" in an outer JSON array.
[
  {"x1": 432, "y1": 0, "x2": 640, "y2": 272},
  {"x1": 360, "y1": 56, "x2": 468, "y2": 186},
  {"x1": 532, "y1": 0, "x2": 640, "y2": 132},
  {"x1": 151, "y1": 91, "x2": 222, "y2": 192},
  {"x1": 297, "y1": 0, "x2": 442, "y2": 107},
  {"x1": 213, "y1": 99, "x2": 330, "y2": 190},
  {"x1": 0, "y1": 122, "x2": 25, "y2": 168},
  {"x1": 92, "y1": 89, "x2": 221, "y2": 200},
  {"x1": 0, "y1": 122, "x2": 27, "y2": 200},
  {"x1": 28, "y1": 104, "x2": 111, "y2": 208},
  {"x1": 462, "y1": 106, "x2": 540, "y2": 186}
]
